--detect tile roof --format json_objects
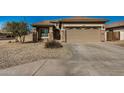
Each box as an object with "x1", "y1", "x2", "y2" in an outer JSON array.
[
  {"x1": 59, "y1": 16, "x2": 108, "y2": 22},
  {"x1": 32, "y1": 20, "x2": 54, "y2": 27},
  {"x1": 32, "y1": 16, "x2": 109, "y2": 26}
]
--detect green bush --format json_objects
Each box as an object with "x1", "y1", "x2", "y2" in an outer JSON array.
[{"x1": 45, "y1": 40, "x2": 63, "y2": 49}]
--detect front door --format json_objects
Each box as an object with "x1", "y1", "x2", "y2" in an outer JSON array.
[{"x1": 53, "y1": 29, "x2": 60, "y2": 40}]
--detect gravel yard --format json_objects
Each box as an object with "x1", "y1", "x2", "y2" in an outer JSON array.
[
  {"x1": 1, "y1": 41, "x2": 124, "y2": 75},
  {"x1": 0, "y1": 40, "x2": 72, "y2": 69}
]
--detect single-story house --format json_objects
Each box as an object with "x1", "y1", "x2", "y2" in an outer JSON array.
[
  {"x1": 106, "y1": 21, "x2": 124, "y2": 41},
  {"x1": 32, "y1": 16, "x2": 109, "y2": 43}
]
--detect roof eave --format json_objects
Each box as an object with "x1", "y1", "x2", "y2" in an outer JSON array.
[
  {"x1": 59, "y1": 20, "x2": 108, "y2": 23},
  {"x1": 32, "y1": 24, "x2": 54, "y2": 27},
  {"x1": 106, "y1": 25, "x2": 124, "y2": 29}
]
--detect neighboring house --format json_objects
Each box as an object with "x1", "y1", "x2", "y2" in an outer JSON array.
[
  {"x1": 32, "y1": 16, "x2": 108, "y2": 43},
  {"x1": 0, "y1": 30, "x2": 14, "y2": 40},
  {"x1": 106, "y1": 21, "x2": 124, "y2": 41}
]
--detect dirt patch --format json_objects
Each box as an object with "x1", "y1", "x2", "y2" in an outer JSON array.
[
  {"x1": 108, "y1": 40, "x2": 124, "y2": 47},
  {"x1": 0, "y1": 42, "x2": 72, "y2": 69}
]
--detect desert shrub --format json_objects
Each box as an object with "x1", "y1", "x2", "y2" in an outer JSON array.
[
  {"x1": 45, "y1": 40, "x2": 63, "y2": 48},
  {"x1": 8, "y1": 41, "x2": 12, "y2": 43}
]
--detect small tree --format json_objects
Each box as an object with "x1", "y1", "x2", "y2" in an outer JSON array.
[
  {"x1": 3, "y1": 21, "x2": 29, "y2": 43},
  {"x1": 18, "y1": 22, "x2": 29, "y2": 43}
]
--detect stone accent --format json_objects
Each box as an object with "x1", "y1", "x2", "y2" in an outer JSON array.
[
  {"x1": 56, "y1": 23, "x2": 59, "y2": 29},
  {"x1": 100, "y1": 30, "x2": 105, "y2": 42},
  {"x1": 32, "y1": 28, "x2": 38, "y2": 42},
  {"x1": 61, "y1": 23, "x2": 64, "y2": 29},
  {"x1": 48, "y1": 27, "x2": 53, "y2": 41},
  {"x1": 60, "y1": 29, "x2": 66, "y2": 42},
  {"x1": 100, "y1": 25, "x2": 106, "y2": 42}
]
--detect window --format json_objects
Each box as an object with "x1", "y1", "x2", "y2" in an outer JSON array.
[{"x1": 41, "y1": 28, "x2": 49, "y2": 37}]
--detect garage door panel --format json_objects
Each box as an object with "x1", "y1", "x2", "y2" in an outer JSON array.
[{"x1": 67, "y1": 29, "x2": 101, "y2": 43}]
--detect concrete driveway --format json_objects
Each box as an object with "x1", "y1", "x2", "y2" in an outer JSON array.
[{"x1": 0, "y1": 42, "x2": 124, "y2": 76}]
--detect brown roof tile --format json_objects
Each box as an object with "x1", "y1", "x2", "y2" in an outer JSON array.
[
  {"x1": 32, "y1": 20, "x2": 54, "y2": 27},
  {"x1": 32, "y1": 16, "x2": 109, "y2": 27},
  {"x1": 59, "y1": 16, "x2": 108, "y2": 22}
]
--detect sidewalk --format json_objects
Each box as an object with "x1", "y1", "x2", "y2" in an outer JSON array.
[
  {"x1": 0, "y1": 60, "x2": 46, "y2": 76},
  {"x1": 0, "y1": 59, "x2": 66, "y2": 76}
]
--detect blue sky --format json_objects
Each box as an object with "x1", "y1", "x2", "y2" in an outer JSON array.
[{"x1": 0, "y1": 16, "x2": 124, "y2": 29}]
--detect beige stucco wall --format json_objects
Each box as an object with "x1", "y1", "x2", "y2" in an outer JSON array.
[
  {"x1": 63, "y1": 23, "x2": 105, "y2": 27},
  {"x1": 113, "y1": 28, "x2": 124, "y2": 40},
  {"x1": 120, "y1": 32, "x2": 124, "y2": 40},
  {"x1": 105, "y1": 32, "x2": 107, "y2": 41}
]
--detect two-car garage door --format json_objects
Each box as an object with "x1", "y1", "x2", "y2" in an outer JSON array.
[{"x1": 66, "y1": 28, "x2": 101, "y2": 43}]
